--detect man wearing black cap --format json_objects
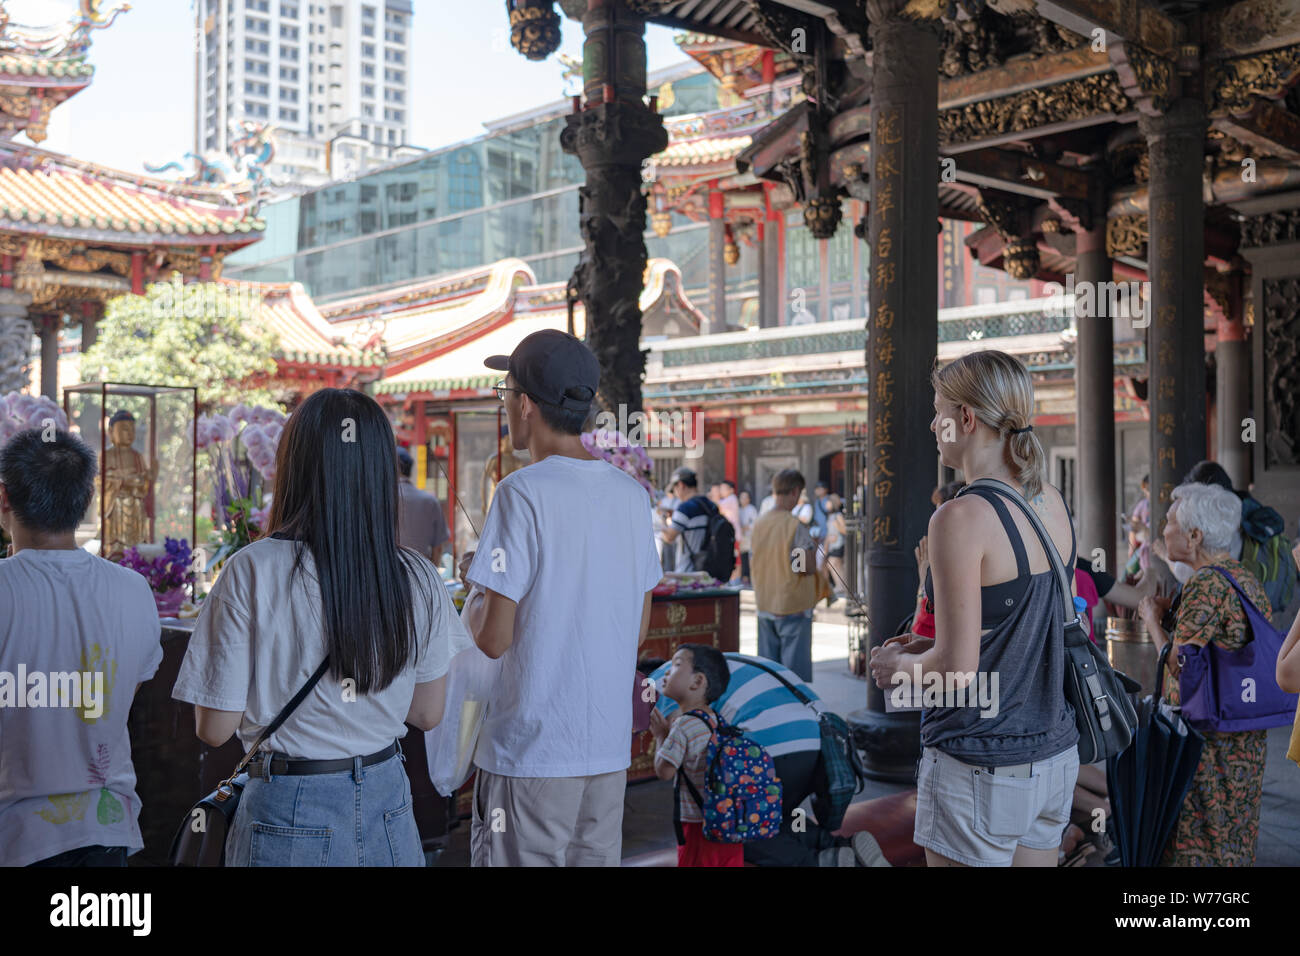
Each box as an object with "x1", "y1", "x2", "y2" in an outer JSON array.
[
  {"x1": 661, "y1": 466, "x2": 710, "y2": 574},
  {"x1": 458, "y1": 330, "x2": 663, "y2": 867}
]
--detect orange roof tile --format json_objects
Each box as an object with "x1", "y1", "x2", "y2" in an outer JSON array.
[
  {"x1": 0, "y1": 152, "x2": 265, "y2": 246},
  {"x1": 651, "y1": 134, "x2": 753, "y2": 169}
]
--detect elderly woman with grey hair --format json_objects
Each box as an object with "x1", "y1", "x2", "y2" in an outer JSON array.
[{"x1": 1138, "y1": 481, "x2": 1273, "y2": 866}]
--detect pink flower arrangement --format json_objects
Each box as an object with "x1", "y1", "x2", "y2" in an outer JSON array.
[
  {"x1": 580, "y1": 428, "x2": 655, "y2": 499},
  {"x1": 0, "y1": 392, "x2": 69, "y2": 447}
]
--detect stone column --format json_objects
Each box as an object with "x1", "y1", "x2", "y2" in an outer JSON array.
[
  {"x1": 851, "y1": 0, "x2": 940, "y2": 779},
  {"x1": 1074, "y1": 184, "x2": 1117, "y2": 574},
  {"x1": 39, "y1": 314, "x2": 59, "y2": 400},
  {"x1": 708, "y1": 185, "x2": 726, "y2": 334},
  {"x1": 1140, "y1": 101, "x2": 1207, "y2": 533},
  {"x1": 560, "y1": 1, "x2": 666, "y2": 414},
  {"x1": 1215, "y1": 274, "x2": 1250, "y2": 488},
  {"x1": 0, "y1": 288, "x2": 34, "y2": 394}
]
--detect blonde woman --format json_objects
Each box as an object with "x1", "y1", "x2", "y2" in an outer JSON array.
[{"x1": 870, "y1": 350, "x2": 1079, "y2": 867}]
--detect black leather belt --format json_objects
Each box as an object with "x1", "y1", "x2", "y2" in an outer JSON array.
[{"x1": 245, "y1": 741, "x2": 399, "y2": 779}]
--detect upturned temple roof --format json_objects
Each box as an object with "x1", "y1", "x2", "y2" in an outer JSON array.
[
  {"x1": 235, "y1": 280, "x2": 385, "y2": 369},
  {"x1": 0, "y1": 147, "x2": 266, "y2": 247},
  {"x1": 652, "y1": 133, "x2": 754, "y2": 168}
]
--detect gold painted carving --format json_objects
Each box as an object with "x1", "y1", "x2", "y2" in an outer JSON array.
[
  {"x1": 1212, "y1": 0, "x2": 1298, "y2": 55},
  {"x1": 1210, "y1": 43, "x2": 1300, "y2": 113},
  {"x1": 1106, "y1": 214, "x2": 1149, "y2": 257},
  {"x1": 938, "y1": 73, "x2": 1132, "y2": 146}
]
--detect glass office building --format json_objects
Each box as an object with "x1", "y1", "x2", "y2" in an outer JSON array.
[{"x1": 224, "y1": 65, "x2": 725, "y2": 302}]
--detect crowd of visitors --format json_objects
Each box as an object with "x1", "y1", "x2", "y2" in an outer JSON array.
[{"x1": 3, "y1": 335, "x2": 1297, "y2": 870}]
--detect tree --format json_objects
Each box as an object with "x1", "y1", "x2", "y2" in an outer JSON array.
[{"x1": 79, "y1": 274, "x2": 283, "y2": 410}]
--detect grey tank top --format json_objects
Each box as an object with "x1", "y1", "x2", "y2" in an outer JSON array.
[{"x1": 919, "y1": 487, "x2": 1079, "y2": 766}]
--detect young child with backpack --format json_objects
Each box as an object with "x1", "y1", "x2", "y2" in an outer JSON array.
[{"x1": 650, "y1": 643, "x2": 781, "y2": 866}]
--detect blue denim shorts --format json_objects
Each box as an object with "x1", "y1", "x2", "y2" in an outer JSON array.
[
  {"x1": 913, "y1": 745, "x2": 1079, "y2": 866},
  {"x1": 225, "y1": 751, "x2": 423, "y2": 867}
]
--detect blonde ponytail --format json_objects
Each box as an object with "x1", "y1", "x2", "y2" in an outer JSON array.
[{"x1": 931, "y1": 350, "x2": 1045, "y2": 501}]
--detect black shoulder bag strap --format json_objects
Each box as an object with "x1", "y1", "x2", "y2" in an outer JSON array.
[
  {"x1": 222, "y1": 657, "x2": 331, "y2": 784},
  {"x1": 671, "y1": 708, "x2": 716, "y2": 845},
  {"x1": 738, "y1": 655, "x2": 817, "y2": 709}
]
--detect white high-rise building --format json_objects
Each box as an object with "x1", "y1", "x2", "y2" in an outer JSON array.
[{"x1": 195, "y1": 0, "x2": 417, "y2": 188}]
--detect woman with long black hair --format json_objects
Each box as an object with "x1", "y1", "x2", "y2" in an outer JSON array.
[{"x1": 174, "y1": 389, "x2": 471, "y2": 866}]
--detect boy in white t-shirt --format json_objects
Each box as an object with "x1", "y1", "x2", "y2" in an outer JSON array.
[
  {"x1": 0, "y1": 429, "x2": 162, "y2": 867},
  {"x1": 458, "y1": 330, "x2": 662, "y2": 867}
]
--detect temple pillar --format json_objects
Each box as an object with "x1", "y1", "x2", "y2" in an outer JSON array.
[
  {"x1": 81, "y1": 301, "x2": 100, "y2": 353},
  {"x1": 708, "y1": 184, "x2": 726, "y2": 334},
  {"x1": 1074, "y1": 187, "x2": 1116, "y2": 574},
  {"x1": 1214, "y1": 274, "x2": 1250, "y2": 489},
  {"x1": 559, "y1": 1, "x2": 666, "y2": 414},
  {"x1": 39, "y1": 314, "x2": 59, "y2": 400},
  {"x1": 0, "y1": 288, "x2": 34, "y2": 394},
  {"x1": 1140, "y1": 100, "x2": 1207, "y2": 534},
  {"x1": 850, "y1": 0, "x2": 940, "y2": 780}
]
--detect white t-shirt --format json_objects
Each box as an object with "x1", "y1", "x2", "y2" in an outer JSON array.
[
  {"x1": 466, "y1": 454, "x2": 663, "y2": 777},
  {"x1": 0, "y1": 549, "x2": 162, "y2": 867},
  {"x1": 173, "y1": 537, "x2": 471, "y2": 760}
]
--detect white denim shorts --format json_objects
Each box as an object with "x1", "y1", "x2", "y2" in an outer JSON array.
[{"x1": 913, "y1": 745, "x2": 1079, "y2": 867}]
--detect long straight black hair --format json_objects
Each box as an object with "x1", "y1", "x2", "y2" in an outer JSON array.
[{"x1": 268, "y1": 388, "x2": 426, "y2": 694}]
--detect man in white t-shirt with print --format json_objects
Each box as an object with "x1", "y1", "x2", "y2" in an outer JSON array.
[
  {"x1": 459, "y1": 330, "x2": 662, "y2": 867},
  {"x1": 0, "y1": 429, "x2": 162, "y2": 867}
]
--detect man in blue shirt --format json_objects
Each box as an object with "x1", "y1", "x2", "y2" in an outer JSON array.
[{"x1": 660, "y1": 467, "x2": 712, "y2": 574}]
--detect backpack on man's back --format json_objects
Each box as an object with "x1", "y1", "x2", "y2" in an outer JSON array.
[{"x1": 683, "y1": 495, "x2": 737, "y2": 583}]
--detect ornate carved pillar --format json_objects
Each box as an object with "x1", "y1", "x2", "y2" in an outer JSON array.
[
  {"x1": 0, "y1": 288, "x2": 34, "y2": 394},
  {"x1": 1139, "y1": 100, "x2": 1207, "y2": 533},
  {"x1": 39, "y1": 314, "x2": 59, "y2": 400},
  {"x1": 1211, "y1": 270, "x2": 1250, "y2": 488},
  {"x1": 559, "y1": 1, "x2": 666, "y2": 414},
  {"x1": 1074, "y1": 182, "x2": 1117, "y2": 576},
  {"x1": 851, "y1": 0, "x2": 941, "y2": 779},
  {"x1": 708, "y1": 184, "x2": 726, "y2": 334}
]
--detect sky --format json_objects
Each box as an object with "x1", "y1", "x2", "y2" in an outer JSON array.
[{"x1": 38, "y1": 0, "x2": 691, "y2": 175}]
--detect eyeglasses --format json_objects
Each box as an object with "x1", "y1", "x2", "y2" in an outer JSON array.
[{"x1": 493, "y1": 381, "x2": 526, "y2": 402}]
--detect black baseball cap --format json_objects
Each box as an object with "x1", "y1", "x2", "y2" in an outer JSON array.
[
  {"x1": 669, "y1": 466, "x2": 697, "y2": 489},
  {"x1": 485, "y1": 329, "x2": 600, "y2": 412}
]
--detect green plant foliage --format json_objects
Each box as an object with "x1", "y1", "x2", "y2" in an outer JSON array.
[{"x1": 79, "y1": 274, "x2": 285, "y2": 410}]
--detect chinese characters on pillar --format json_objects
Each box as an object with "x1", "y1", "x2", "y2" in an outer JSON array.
[
  {"x1": 1152, "y1": 197, "x2": 1177, "y2": 506},
  {"x1": 870, "y1": 106, "x2": 903, "y2": 548}
]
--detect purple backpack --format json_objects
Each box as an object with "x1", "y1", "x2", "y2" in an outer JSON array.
[{"x1": 1177, "y1": 566, "x2": 1299, "y2": 733}]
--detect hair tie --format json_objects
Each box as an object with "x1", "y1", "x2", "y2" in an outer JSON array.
[{"x1": 1010, "y1": 425, "x2": 1033, "y2": 434}]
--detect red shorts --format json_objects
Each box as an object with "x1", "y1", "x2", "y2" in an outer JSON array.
[{"x1": 677, "y1": 822, "x2": 744, "y2": 867}]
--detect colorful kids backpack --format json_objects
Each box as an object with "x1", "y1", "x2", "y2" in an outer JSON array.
[{"x1": 672, "y1": 709, "x2": 783, "y2": 845}]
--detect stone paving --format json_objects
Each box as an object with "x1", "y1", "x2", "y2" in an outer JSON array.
[{"x1": 431, "y1": 599, "x2": 1300, "y2": 866}]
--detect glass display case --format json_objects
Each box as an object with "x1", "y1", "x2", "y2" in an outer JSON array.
[{"x1": 63, "y1": 383, "x2": 198, "y2": 565}]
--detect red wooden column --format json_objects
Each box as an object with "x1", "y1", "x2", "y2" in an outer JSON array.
[
  {"x1": 707, "y1": 182, "x2": 726, "y2": 334},
  {"x1": 725, "y1": 417, "x2": 738, "y2": 482},
  {"x1": 130, "y1": 252, "x2": 144, "y2": 294}
]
